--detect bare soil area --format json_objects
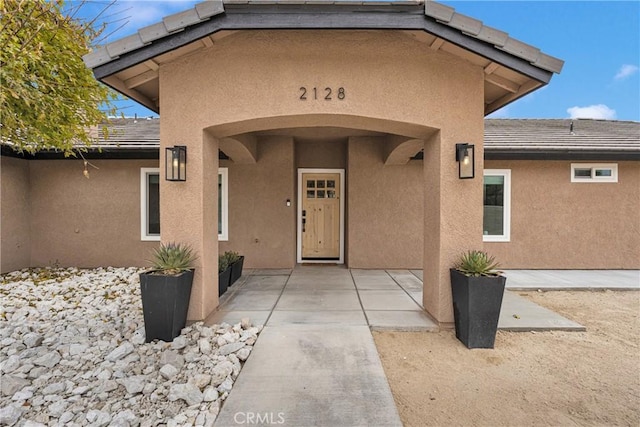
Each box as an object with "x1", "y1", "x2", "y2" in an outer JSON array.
[{"x1": 374, "y1": 290, "x2": 640, "y2": 427}]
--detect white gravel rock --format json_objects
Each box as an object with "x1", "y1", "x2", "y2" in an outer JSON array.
[
  {"x1": 0, "y1": 267, "x2": 262, "y2": 426},
  {"x1": 0, "y1": 405, "x2": 23, "y2": 426}
]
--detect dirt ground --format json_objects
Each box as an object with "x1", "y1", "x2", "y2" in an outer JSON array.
[{"x1": 374, "y1": 290, "x2": 640, "y2": 427}]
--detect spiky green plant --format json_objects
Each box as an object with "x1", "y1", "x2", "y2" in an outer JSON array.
[
  {"x1": 218, "y1": 255, "x2": 229, "y2": 273},
  {"x1": 149, "y1": 243, "x2": 196, "y2": 275},
  {"x1": 223, "y1": 251, "x2": 241, "y2": 264},
  {"x1": 454, "y1": 250, "x2": 501, "y2": 277}
]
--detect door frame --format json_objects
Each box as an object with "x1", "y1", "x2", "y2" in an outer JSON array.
[{"x1": 297, "y1": 168, "x2": 345, "y2": 264}]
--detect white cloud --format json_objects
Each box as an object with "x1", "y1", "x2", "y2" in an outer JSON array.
[
  {"x1": 567, "y1": 104, "x2": 617, "y2": 120},
  {"x1": 614, "y1": 64, "x2": 639, "y2": 80}
]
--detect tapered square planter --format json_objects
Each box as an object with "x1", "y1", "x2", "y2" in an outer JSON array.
[
  {"x1": 219, "y1": 268, "x2": 231, "y2": 297},
  {"x1": 139, "y1": 270, "x2": 194, "y2": 343},
  {"x1": 229, "y1": 256, "x2": 244, "y2": 285},
  {"x1": 450, "y1": 269, "x2": 506, "y2": 349}
]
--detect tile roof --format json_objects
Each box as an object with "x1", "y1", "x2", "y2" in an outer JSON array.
[
  {"x1": 484, "y1": 119, "x2": 640, "y2": 154},
  {"x1": 87, "y1": 118, "x2": 639, "y2": 157},
  {"x1": 83, "y1": 0, "x2": 563, "y2": 74}
]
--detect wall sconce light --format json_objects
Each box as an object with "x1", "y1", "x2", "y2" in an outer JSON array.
[
  {"x1": 166, "y1": 145, "x2": 187, "y2": 181},
  {"x1": 455, "y1": 143, "x2": 474, "y2": 179}
]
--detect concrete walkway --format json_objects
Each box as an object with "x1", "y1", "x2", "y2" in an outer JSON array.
[
  {"x1": 208, "y1": 267, "x2": 636, "y2": 426},
  {"x1": 211, "y1": 267, "x2": 404, "y2": 427}
]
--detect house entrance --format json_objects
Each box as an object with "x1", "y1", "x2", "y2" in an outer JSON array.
[{"x1": 297, "y1": 169, "x2": 345, "y2": 264}]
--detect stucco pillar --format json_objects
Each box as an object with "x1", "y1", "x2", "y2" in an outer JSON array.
[
  {"x1": 423, "y1": 130, "x2": 484, "y2": 326},
  {"x1": 160, "y1": 128, "x2": 219, "y2": 321}
]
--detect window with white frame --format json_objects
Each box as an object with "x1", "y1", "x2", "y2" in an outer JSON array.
[
  {"x1": 218, "y1": 168, "x2": 229, "y2": 241},
  {"x1": 140, "y1": 168, "x2": 161, "y2": 241},
  {"x1": 140, "y1": 167, "x2": 229, "y2": 241},
  {"x1": 571, "y1": 163, "x2": 618, "y2": 183},
  {"x1": 483, "y1": 169, "x2": 511, "y2": 242}
]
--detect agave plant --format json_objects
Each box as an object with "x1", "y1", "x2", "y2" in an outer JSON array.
[
  {"x1": 223, "y1": 250, "x2": 241, "y2": 264},
  {"x1": 218, "y1": 255, "x2": 229, "y2": 273},
  {"x1": 454, "y1": 250, "x2": 501, "y2": 277},
  {"x1": 149, "y1": 242, "x2": 196, "y2": 275}
]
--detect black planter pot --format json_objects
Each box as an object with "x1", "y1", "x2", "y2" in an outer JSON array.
[
  {"x1": 218, "y1": 267, "x2": 231, "y2": 297},
  {"x1": 139, "y1": 269, "x2": 194, "y2": 343},
  {"x1": 229, "y1": 256, "x2": 245, "y2": 285},
  {"x1": 450, "y1": 269, "x2": 506, "y2": 349}
]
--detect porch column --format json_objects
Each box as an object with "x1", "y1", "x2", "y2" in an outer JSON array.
[
  {"x1": 160, "y1": 128, "x2": 219, "y2": 321},
  {"x1": 423, "y1": 130, "x2": 484, "y2": 326}
]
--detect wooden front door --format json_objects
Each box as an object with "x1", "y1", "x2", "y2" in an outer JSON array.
[{"x1": 301, "y1": 173, "x2": 341, "y2": 259}]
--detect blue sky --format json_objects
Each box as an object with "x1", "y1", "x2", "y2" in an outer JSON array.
[{"x1": 76, "y1": 1, "x2": 639, "y2": 121}]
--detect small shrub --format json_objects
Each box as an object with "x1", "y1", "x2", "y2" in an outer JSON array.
[
  {"x1": 223, "y1": 251, "x2": 241, "y2": 264},
  {"x1": 454, "y1": 250, "x2": 501, "y2": 277},
  {"x1": 149, "y1": 243, "x2": 196, "y2": 275},
  {"x1": 218, "y1": 255, "x2": 229, "y2": 273}
]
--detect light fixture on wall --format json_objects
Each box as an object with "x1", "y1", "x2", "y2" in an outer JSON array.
[
  {"x1": 455, "y1": 143, "x2": 474, "y2": 179},
  {"x1": 166, "y1": 145, "x2": 187, "y2": 181}
]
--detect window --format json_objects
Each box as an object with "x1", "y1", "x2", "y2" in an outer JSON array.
[
  {"x1": 483, "y1": 169, "x2": 511, "y2": 242},
  {"x1": 140, "y1": 168, "x2": 160, "y2": 241},
  {"x1": 218, "y1": 168, "x2": 228, "y2": 241},
  {"x1": 571, "y1": 163, "x2": 618, "y2": 183},
  {"x1": 140, "y1": 167, "x2": 229, "y2": 241}
]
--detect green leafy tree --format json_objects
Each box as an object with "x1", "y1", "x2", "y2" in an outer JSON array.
[{"x1": 0, "y1": 0, "x2": 117, "y2": 155}]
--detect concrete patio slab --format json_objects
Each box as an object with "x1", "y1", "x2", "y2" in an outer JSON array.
[
  {"x1": 410, "y1": 269, "x2": 423, "y2": 281},
  {"x1": 250, "y1": 269, "x2": 292, "y2": 276},
  {"x1": 407, "y1": 291, "x2": 424, "y2": 308},
  {"x1": 276, "y1": 290, "x2": 361, "y2": 311},
  {"x1": 498, "y1": 291, "x2": 585, "y2": 331},
  {"x1": 352, "y1": 275, "x2": 399, "y2": 290},
  {"x1": 242, "y1": 275, "x2": 288, "y2": 291},
  {"x1": 387, "y1": 270, "x2": 424, "y2": 291},
  {"x1": 287, "y1": 274, "x2": 355, "y2": 287},
  {"x1": 366, "y1": 310, "x2": 438, "y2": 331},
  {"x1": 269, "y1": 310, "x2": 367, "y2": 326},
  {"x1": 214, "y1": 324, "x2": 402, "y2": 427},
  {"x1": 504, "y1": 269, "x2": 640, "y2": 290},
  {"x1": 204, "y1": 310, "x2": 271, "y2": 327},
  {"x1": 350, "y1": 269, "x2": 389, "y2": 276},
  {"x1": 285, "y1": 280, "x2": 355, "y2": 290},
  {"x1": 219, "y1": 290, "x2": 281, "y2": 311},
  {"x1": 359, "y1": 290, "x2": 423, "y2": 311}
]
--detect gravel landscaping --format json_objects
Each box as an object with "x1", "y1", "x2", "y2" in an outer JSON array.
[{"x1": 0, "y1": 267, "x2": 262, "y2": 427}]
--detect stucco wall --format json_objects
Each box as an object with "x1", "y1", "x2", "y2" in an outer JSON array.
[
  {"x1": 348, "y1": 137, "x2": 424, "y2": 268},
  {"x1": 219, "y1": 136, "x2": 296, "y2": 268},
  {"x1": 159, "y1": 29, "x2": 485, "y2": 321},
  {"x1": 28, "y1": 159, "x2": 159, "y2": 268},
  {"x1": 1, "y1": 156, "x2": 31, "y2": 273},
  {"x1": 485, "y1": 160, "x2": 640, "y2": 269}
]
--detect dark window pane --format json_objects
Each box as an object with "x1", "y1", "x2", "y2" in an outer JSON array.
[
  {"x1": 483, "y1": 176, "x2": 504, "y2": 236},
  {"x1": 148, "y1": 174, "x2": 160, "y2": 235},
  {"x1": 327, "y1": 190, "x2": 336, "y2": 198},
  {"x1": 317, "y1": 190, "x2": 325, "y2": 198},
  {"x1": 574, "y1": 168, "x2": 592, "y2": 178},
  {"x1": 218, "y1": 174, "x2": 222, "y2": 233},
  {"x1": 307, "y1": 180, "x2": 315, "y2": 188},
  {"x1": 327, "y1": 180, "x2": 335, "y2": 188},
  {"x1": 307, "y1": 190, "x2": 315, "y2": 198},
  {"x1": 317, "y1": 180, "x2": 325, "y2": 189},
  {"x1": 595, "y1": 169, "x2": 611, "y2": 177}
]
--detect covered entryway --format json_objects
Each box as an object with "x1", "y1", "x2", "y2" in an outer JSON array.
[
  {"x1": 83, "y1": 1, "x2": 562, "y2": 325},
  {"x1": 297, "y1": 169, "x2": 345, "y2": 263}
]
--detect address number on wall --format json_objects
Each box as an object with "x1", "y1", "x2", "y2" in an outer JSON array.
[{"x1": 299, "y1": 87, "x2": 346, "y2": 101}]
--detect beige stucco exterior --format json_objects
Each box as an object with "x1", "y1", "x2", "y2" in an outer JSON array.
[
  {"x1": 0, "y1": 158, "x2": 159, "y2": 272},
  {"x1": 158, "y1": 30, "x2": 485, "y2": 322},
  {"x1": 484, "y1": 160, "x2": 640, "y2": 269},
  {"x1": 1, "y1": 156, "x2": 31, "y2": 272}
]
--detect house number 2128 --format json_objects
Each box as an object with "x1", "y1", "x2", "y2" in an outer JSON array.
[{"x1": 299, "y1": 87, "x2": 345, "y2": 101}]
